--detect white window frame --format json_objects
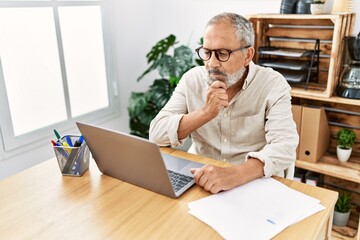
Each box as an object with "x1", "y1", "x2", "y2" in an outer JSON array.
[{"x1": 0, "y1": 0, "x2": 119, "y2": 159}]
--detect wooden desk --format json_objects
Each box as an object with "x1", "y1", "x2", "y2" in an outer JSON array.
[{"x1": 0, "y1": 148, "x2": 337, "y2": 240}]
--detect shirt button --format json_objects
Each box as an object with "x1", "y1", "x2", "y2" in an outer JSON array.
[
  {"x1": 222, "y1": 159, "x2": 227, "y2": 162},
  {"x1": 224, "y1": 139, "x2": 228, "y2": 143},
  {"x1": 224, "y1": 113, "x2": 228, "y2": 117}
]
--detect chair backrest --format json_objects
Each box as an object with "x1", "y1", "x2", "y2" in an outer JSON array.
[
  {"x1": 187, "y1": 144, "x2": 295, "y2": 180},
  {"x1": 284, "y1": 162, "x2": 295, "y2": 180}
]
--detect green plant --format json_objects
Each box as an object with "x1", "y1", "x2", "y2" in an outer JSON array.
[
  {"x1": 335, "y1": 192, "x2": 352, "y2": 213},
  {"x1": 336, "y1": 128, "x2": 356, "y2": 149},
  {"x1": 128, "y1": 34, "x2": 202, "y2": 138}
]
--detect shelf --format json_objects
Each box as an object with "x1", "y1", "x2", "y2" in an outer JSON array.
[
  {"x1": 332, "y1": 225, "x2": 358, "y2": 240},
  {"x1": 259, "y1": 58, "x2": 312, "y2": 71},
  {"x1": 278, "y1": 69, "x2": 308, "y2": 83},
  {"x1": 258, "y1": 47, "x2": 314, "y2": 57},
  {"x1": 295, "y1": 154, "x2": 360, "y2": 184},
  {"x1": 291, "y1": 90, "x2": 360, "y2": 106},
  {"x1": 247, "y1": 13, "x2": 353, "y2": 20}
]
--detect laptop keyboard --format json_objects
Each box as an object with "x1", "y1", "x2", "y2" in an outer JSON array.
[{"x1": 168, "y1": 170, "x2": 194, "y2": 192}]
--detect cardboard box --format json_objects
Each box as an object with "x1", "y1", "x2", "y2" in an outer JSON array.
[
  {"x1": 299, "y1": 107, "x2": 330, "y2": 163},
  {"x1": 291, "y1": 105, "x2": 302, "y2": 159}
]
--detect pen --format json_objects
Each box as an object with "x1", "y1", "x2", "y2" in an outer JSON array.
[
  {"x1": 51, "y1": 140, "x2": 57, "y2": 147},
  {"x1": 51, "y1": 140, "x2": 69, "y2": 158},
  {"x1": 54, "y1": 129, "x2": 62, "y2": 142},
  {"x1": 73, "y1": 136, "x2": 84, "y2": 147},
  {"x1": 66, "y1": 135, "x2": 73, "y2": 147},
  {"x1": 71, "y1": 136, "x2": 84, "y2": 175},
  {"x1": 62, "y1": 142, "x2": 72, "y2": 154}
]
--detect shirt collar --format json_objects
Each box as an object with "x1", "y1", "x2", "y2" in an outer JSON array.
[{"x1": 242, "y1": 61, "x2": 256, "y2": 90}]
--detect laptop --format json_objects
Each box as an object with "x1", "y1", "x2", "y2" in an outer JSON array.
[{"x1": 76, "y1": 122, "x2": 204, "y2": 198}]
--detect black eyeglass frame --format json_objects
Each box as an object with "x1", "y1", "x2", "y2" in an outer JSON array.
[{"x1": 195, "y1": 45, "x2": 251, "y2": 62}]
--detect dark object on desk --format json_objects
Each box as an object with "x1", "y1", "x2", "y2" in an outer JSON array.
[{"x1": 337, "y1": 33, "x2": 360, "y2": 99}]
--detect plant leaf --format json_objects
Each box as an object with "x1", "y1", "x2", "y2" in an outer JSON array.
[
  {"x1": 156, "y1": 45, "x2": 194, "y2": 79},
  {"x1": 137, "y1": 35, "x2": 177, "y2": 82},
  {"x1": 128, "y1": 92, "x2": 147, "y2": 118},
  {"x1": 146, "y1": 34, "x2": 176, "y2": 63}
]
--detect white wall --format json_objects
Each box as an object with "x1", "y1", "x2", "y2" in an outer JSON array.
[
  {"x1": 152, "y1": 0, "x2": 282, "y2": 48},
  {"x1": 352, "y1": 0, "x2": 360, "y2": 34},
  {"x1": 1, "y1": 0, "x2": 359, "y2": 179}
]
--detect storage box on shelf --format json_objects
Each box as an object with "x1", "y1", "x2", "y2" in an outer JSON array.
[
  {"x1": 248, "y1": 13, "x2": 355, "y2": 98},
  {"x1": 291, "y1": 102, "x2": 359, "y2": 180}
]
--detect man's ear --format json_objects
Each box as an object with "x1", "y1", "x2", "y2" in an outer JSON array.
[{"x1": 244, "y1": 47, "x2": 255, "y2": 66}]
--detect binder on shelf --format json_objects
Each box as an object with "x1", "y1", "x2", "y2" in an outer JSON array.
[
  {"x1": 299, "y1": 107, "x2": 330, "y2": 163},
  {"x1": 294, "y1": 167, "x2": 307, "y2": 183},
  {"x1": 305, "y1": 171, "x2": 323, "y2": 186},
  {"x1": 291, "y1": 105, "x2": 303, "y2": 159}
]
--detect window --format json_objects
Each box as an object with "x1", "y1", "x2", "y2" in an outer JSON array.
[{"x1": 0, "y1": 0, "x2": 118, "y2": 153}]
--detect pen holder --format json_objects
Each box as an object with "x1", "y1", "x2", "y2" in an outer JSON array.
[{"x1": 53, "y1": 135, "x2": 90, "y2": 176}]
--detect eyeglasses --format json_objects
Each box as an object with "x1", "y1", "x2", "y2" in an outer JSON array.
[{"x1": 195, "y1": 45, "x2": 251, "y2": 62}]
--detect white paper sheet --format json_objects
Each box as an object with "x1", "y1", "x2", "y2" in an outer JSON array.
[{"x1": 188, "y1": 178, "x2": 324, "y2": 240}]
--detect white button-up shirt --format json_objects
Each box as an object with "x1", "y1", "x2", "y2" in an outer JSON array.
[{"x1": 149, "y1": 61, "x2": 299, "y2": 177}]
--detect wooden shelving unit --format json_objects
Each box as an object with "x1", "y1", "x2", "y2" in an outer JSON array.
[
  {"x1": 248, "y1": 13, "x2": 355, "y2": 98},
  {"x1": 249, "y1": 13, "x2": 359, "y2": 240}
]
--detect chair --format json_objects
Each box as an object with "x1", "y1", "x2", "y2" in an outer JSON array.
[{"x1": 284, "y1": 162, "x2": 295, "y2": 180}]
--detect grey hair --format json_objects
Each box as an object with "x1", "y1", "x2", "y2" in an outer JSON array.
[{"x1": 206, "y1": 12, "x2": 255, "y2": 47}]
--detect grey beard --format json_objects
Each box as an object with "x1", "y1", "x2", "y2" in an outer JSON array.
[
  {"x1": 206, "y1": 67, "x2": 246, "y2": 87},
  {"x1": 226, "y1": 67, "x2": 246, "y2": 87}
]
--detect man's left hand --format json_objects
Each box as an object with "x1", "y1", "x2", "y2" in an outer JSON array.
[{"x1": 190, "y1": 165, "x2": 238, "y2": 194}]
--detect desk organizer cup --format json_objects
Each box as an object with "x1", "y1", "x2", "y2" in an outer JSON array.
[{"x1": 53, "y1": 135, "x2": 90, "y2": 176}]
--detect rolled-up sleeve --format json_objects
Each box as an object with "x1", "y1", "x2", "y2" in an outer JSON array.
[
  {"x1": 149, "y1": 75, "x2": 189, "y2": 147},
  {"x1": 246, "y1": 79, "x2": 299, "y2": 177}
]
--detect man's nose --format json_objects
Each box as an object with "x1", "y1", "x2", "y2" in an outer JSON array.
[{"x1": 207, "y1": 52, "x2": 221, "y2": 68}]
